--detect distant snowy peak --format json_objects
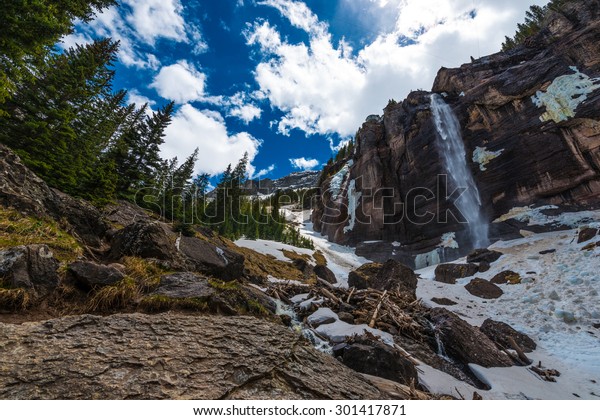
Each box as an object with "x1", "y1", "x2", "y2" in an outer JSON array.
[{"x1": 246, "y1": 170, "x2": 321, "y2": 195}]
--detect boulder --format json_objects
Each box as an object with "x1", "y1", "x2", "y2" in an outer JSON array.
[
  {"x1": 434, "y1": 264, "x2": 479, "y2": 284},
  {"x1": 465, "y1": 278, "x2": 504, "y2": 299},
  {"x1": 491, "y1": 271, "x2": 521, "y2": 285},
  {"x1": 148, "y1": 273, "x2": 276, "y2": 316},
  {"x1": 467, "y1": 249, "x2": 503, "y2": 264},
  {"x1": 478, "y1": 261, "x2": 491, "y2": 272},
  {"x1": 68, "y1": 261, "x2": 125, "y2": 290},
  {"x1": 179, "y1": 236, "x2": 244, "y2": 281},
  {"x1": 152, "y1": 272, "x2": 214, "y2": 300},
  {"x1": 0, "y1": 245, "x2": 59, "y2": 297},
  {"x1": 307, "y1": 308, "x2": 338, "y2": 328},
  {"x1": 348, "y1": 263, "x2": 382, "y2": 289},
  {"x1": 339, "y1": 335, "x2": 418, "y2": 386},
  {"x1": 480, "y1": 319, "x2": 537, "y2": 353},
  {"x1": 429, "y1": 308, "x2": 513, "y2": 368},
  {"x1": 337, "y1": 312, "x2": 355, "y2": 324},
  {"x1": 371, "y1": 260, "x2": 418, "y2": 297},
  {"x1": 314, "y1": 264, "x2": 337, "y2": 284},
  {"x1": 431, "y1": 297, "x2": 458, "y2": 306},
  {"x1": 0, "y1": 313, "x2": 389, "y2": 399},
  {"x1": 578, "y1": 227, "x2": 598, "y2": 243},
  {"x1": 110, "y1": 221, "x2": 175, "y2": 261}
]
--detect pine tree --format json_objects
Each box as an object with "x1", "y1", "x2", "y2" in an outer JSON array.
[
  {"x1": 0, "y1": 39, "x2": 122, "y2": 194},
  {"x1": 112, "y1": 102, "x2": 174, "y2": 195},
  {"x1": 0, "y1": 0, "x2": 116, "y2": 107}
]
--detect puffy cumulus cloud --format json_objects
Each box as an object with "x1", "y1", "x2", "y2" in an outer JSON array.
[
  {"x1": 122, "y1": 0, "x2": 186, "y2": 45},
  {"x1": 150, "y1": 60, "x2": 207, "y2": 104},
  {"x1": 247, "y1": 0, "x2": 549, "y2": 138},
  {"x1": 230, "y1": 104, "x2": 263, "y2": 124},
  {"x1": 163, "y1": 105, "x2": 262, "y2": 176},
  {"x1": 67, "y1": 1, "x2": 207, "y2": 68},
  {"x1": 226, "y1": 92, "x2": 263, "y2": 124},
  {"x1": 289, "y1": 157, "x2": 320, "y2": 170}
]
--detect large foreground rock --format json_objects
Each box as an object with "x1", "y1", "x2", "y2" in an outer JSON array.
[{"x1": 0, "y1": 313, "x2": 389, "y2": 399}]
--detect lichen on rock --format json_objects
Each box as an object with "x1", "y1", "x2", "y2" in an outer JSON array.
[{"x1": 531, "y1": 67, "x2": 600, "y2": 123}]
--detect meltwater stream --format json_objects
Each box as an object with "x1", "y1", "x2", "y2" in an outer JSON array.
[{"x1": 430, "y1": 94, "x2": 489, "y2": 249}]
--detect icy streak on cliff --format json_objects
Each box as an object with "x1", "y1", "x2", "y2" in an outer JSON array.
[{"x1": 430, "y1": 94, "x2": 489, "y2": 249}]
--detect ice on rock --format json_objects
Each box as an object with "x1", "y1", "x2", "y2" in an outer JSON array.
[
  {"x1": 307, "y1": 308, "x2": 338, "y2": 327},
  {"x1": 316, "y1": 320, "x2": 394, "y2": 346},
  {"x1": 329, "y1": 160, "x2": 353, "y2": 200}
]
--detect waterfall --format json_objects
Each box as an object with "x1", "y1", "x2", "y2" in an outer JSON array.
[{"x1": 430, "y1": 94, "x2": 489, "y2": 249}]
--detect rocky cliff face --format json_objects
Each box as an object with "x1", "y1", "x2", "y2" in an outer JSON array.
[{"x1": 312, "y1": 0, "x2": 600, "y2": 266}]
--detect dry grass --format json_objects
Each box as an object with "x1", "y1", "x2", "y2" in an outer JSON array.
[
  {"x1": 85, "y1": 259, "x2": 167, "y2": 312},
  {"x1": 121, "y1": 257, "x2": 164, "y2": 291},
  {"x1": 86, "y1": 277, "x2": 139, "y2": 312},
  {"x1": 230, "y1": 244, "x2": 306, "y2": 282},
  {"x1": 313, "y1": 251, "x2": 327, "y2": 266},
  {"x1": 282, "y1": 249, "x2": 312, "y2": 262},
  {"x1": 0, "y1": 207, "x2": 82, "y2": 262},
  {"x1": 0, "y1": 288, "x2": 32, "y2": 311}
]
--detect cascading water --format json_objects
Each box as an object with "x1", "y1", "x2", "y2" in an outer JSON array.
[{"x1": 430, "y1": 94, "x2": 489, "y2": 249}]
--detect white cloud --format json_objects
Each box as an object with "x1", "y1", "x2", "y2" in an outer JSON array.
[
  {"x1": 163, "y1": 105, "x2": 262, "y2": 176},
  {"x1": 72, "y1": 1, "x2": 206, "y2": 68},
  {"x1": 60, "y1": 32, "x2": 93, "y2": 49},
  {"x1": 290, "y1": 157, "x2": 320, "y2": 170},
  {"x1": 150, "y1": 60, "x2": 207, "y2": 104},
  {"x1": 230, "y1": 104, "x2": 263, "y2": 124},
  {"x1": 248, "y1": 0, "x2": 549, "y2": 138},
  {"x1": 256, "y1": 0, "x2": 326, "y2": 35},
  {"x1": 122, "y1": 0, "x2": 186, "y2": 45},
  {"x1": 127, "y1": 90, "x2": 156, "y2": 109},
  {"x1": 252, "y1": 164, "x2": 276, "y2": 179},
  {"x1": 225, "y1": 92, "x2": 263, "y2": 124}
]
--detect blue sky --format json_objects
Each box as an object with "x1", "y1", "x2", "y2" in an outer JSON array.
[{"x1": 62, "y1": 0, "x2": 548, "y2": 181}]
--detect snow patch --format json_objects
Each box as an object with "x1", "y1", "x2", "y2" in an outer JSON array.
[
  {"x1": 532, "y1": 66, "x2": 600, "y2": 123},
  {"x1": 316, "y1": 320, "x2": 395, "y2": 347},
  {"x1": 416, "y1": 225, "x2": 600, "y2": 399},
  {"x1": 494, "y1": 206, "x2": 600, "y2": 228},
  {"x1": 215, "y1": 247, "x2": 228, "y2": 264},
  {"x1": 472, "y1": 146, "x2": 504, "y2": 171}
]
